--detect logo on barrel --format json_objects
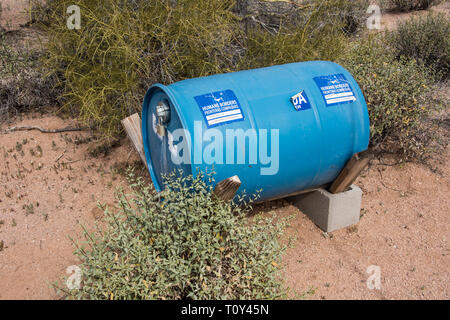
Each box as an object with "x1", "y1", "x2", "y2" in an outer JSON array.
[{"x1": 291, "y1": 90, "x2": 312, "y2": 111}]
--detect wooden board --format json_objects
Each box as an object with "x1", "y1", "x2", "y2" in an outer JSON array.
[
  {"x1": 213, "y1": 175, "x2": 242, "y2": 202},
  {"x1": 329, "y1": 150, "x2": 372, "y2": 194},
  {"x1": 121, "y1": 113, "x2": 148, "y2": 169}
]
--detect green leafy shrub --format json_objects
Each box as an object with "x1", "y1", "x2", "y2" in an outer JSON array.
[
  {"x1": 385, "y1": 0, "x2": 441, "y2": 12},
  {"x1": 40, "y1": 0, "x2": 245, "y2": 137},
  {"x1": 40, "y1": 0, "x2": 354, "y2": 138},
  {"x1": 389, "y1": 13, "x2": 450, "y2": 80},
  {"x1": 340, "y1": 35, "x2": 439, "y2": 158},
  {"x1": 61, "y1": 171, "x2": 291, "y2": 300}
]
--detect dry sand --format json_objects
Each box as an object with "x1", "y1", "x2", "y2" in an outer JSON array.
[
  {"x1": 1, "y1": 114, "x2": 448, "y2": 300},
  {"x1": 0, "y1": 115, "x2": 142, "y2": 299}
]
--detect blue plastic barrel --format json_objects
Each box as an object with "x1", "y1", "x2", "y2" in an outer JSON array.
[{"x1": 142, "y1": 61, "x2": 370, "y2": 201}]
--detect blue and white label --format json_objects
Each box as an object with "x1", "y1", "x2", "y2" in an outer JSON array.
[
  {"x1": 195, "y1": 90, "x2": 244, "y2": 128},
  {"x1": 313, "y1": 73, "x2": 356, "y2": 107},
  {"x1": 291, "y1": 90, "x2": 312, "y2": 111}
]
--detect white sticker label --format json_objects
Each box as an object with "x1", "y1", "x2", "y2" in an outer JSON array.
[
  {"x1": 313, "y1": 73, "x2": 356, "y2": 107},
  {"x1": 194, "y1": 90, "x2": 244, "y2": 128}
]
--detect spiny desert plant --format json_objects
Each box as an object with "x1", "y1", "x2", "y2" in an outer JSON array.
[
  {"x1": 59, "y1": 170, "x2": 291, "y2": 300},
  {"x1": 389, "y1": 13, "x2": 450, "y2": 80},
  {"x1": 40, "y1": 0, "x2": 354, "y2": 138}
]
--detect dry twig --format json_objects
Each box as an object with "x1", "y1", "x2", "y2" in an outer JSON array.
[{"x1": 3, "y1": 125, "x2": 89, "y2": 134}]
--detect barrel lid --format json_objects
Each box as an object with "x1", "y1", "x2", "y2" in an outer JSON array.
[{"x1": 142, "y1": 84, "x2": 192, "y2": 191}]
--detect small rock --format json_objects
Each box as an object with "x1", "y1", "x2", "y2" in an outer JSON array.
[{"x1": 91, "y1": 207, "x2": 104, "y2": 220}]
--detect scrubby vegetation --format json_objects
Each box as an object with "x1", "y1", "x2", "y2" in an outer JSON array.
[
  {"x1": 38, "y1": 0, "x2": 369, "y2": 137},
  {"x1": 0, "y1": 33, "x2": 59, "y2": 121},
  {"x1": 384, "y1": 0, "x2": 441, "y2": 12},
  {"x1": 339, "y1": 12, "x2": 449, "y2": 158},
  {"x1": 340, "y1": 35, "x2": 439, "y2": 159},
  {"x1": 2, "y1": 0, "x2": 446, "y2": 301},
  {"x1": 60, "y1": 171, "x2": 291, "y2": 300},
  {"x1": 239, "y1": 1, "x2": 351, "y2": 70},
  {"x1": 7, "y1": 0, "x2": 445, "y2": 158},
  {"x1": 41, "y1": 0, "x2": 241, "y2": 137},
  {"x1": 390, "y1": 13, "x2": 450, "y2": 80}
]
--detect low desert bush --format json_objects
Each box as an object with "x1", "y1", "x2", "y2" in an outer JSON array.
[
  {"x1": 0, "y1": 33, "x2": 60, "y2": 122},
  {"x1": 60, "y1": 171, "x2": 291, "y2": 300},
  {"x1": 41, "y1": 0, "x2": 244, "y2": 137},
  {"x1": 340, "y1": 35, "x2": 440, "y2": 159},
  {"x1": 39, "y1": 0, "x2": 357, "y2": 138},
  {"x1": 239, "y1": 0, "x2": 357, "y2": 69},
  {"x1": 389, "y1": 13, "x2": 450, "y2": 80},
  {"x1": 384, "y1": 0, "x2": 441, "y2": 12},
  {"x1": 237, "y1": 0, "x2": 369, "y2": 35}
]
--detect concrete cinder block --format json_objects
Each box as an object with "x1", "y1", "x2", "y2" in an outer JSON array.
[{"x1": 288, "y1": 185, "x2": 362, "y2": 232}]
